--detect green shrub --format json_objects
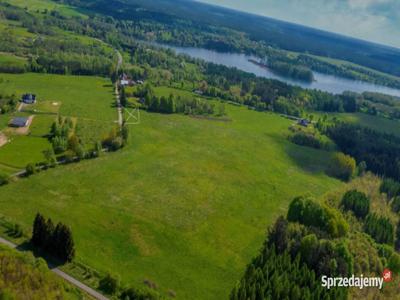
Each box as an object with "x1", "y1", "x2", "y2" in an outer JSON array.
[
  {"x1": 287, "y1": 196, "x2": 348, "y2": 237},
  {"x1": 364, "y1": 214, "x2": 394, "y2": 245},
  {"x1": 25, "y1": 163, "x2": 37, "y2": 176},
  {"x1": 341, "y1": 190, "x2": 370, "y2": 219},
  {"x1": 99, "y1": 273, "x2": 120, "y2": 295},
  {"x1": 388, "y1": 253, "x2": 400, "y2": 274},
  {"x1": 328, "y1": 152, "x2": 356, "y2": 181},
  {"x1": 380, "y1": 178, "x2": 400, "y2": 199},
  {"x1": 290, "y1": 132, "x2": 322, "y2": 149},
  {"x1": 120, "y1": 287, "x2": 159, "y2": 300},
  {"x1": 391, "y1": 196, "x2": 400, "y2": 213},
  {"x1": 0, "y1": 173, "x2": 9, "y2": 186}
]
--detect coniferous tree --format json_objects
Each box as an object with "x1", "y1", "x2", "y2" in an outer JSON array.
[
  {"x1": 31, "y1": 213, "x2": 46, "y2": 247},
  {"x1": 44, "y1": 218, "x2": 55, "y2": 252},
  {"x1": 55, "y1": 224, "x2": 75, "y2": 262}
]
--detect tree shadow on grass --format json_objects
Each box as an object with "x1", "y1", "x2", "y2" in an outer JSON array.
[
  {"x1": 269, "y1": 133, "x2": 332, "y2": 175},
  {"x1": 16, "y1": 241, "x2": 65, "y2": 269}
]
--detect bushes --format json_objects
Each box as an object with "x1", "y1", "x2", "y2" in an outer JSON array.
[
  {"x1": 287, "y1": 196, "x2": 348, "y2": 237},
  {"x1": 388, "y1": 252, "x2": 400, "y2": 274},
  {"x1": 328, "y1": 152, "x2": 356, "y2": 181},
  {"x1": 0, "y1": 94, "x2": 17, "y2": 114},
  {"x1": 341, "y1": 190, "x2": 370, "y2": 219},
  {"x1": 120, "y1": 287, "x2": 160, "y2": 300},
  {"x1": 391, "y1": 197, "x2": 400, "y2": 213},
  {"x1": 31, "y1": 213, "x2": 75, "y2": 263},
  {"x1": 99, "y1": 273, "x2": 120, "y2": 295},
  {"x1": 25, "y1": 163, "x2": 38, "y2": 176},
  {"x1": 0, "y1": 173, "x2": 9, "y2": 186},
  {"x1": 364, "y1": 214, "x2": 394, "y2": 245},
  {"x1": 102, "y1": 125, "x2": 128, "y2": 151},
  {"x1": 290, "y1": 132, "x2": 322, "y2": 149},
  {"x1": 0, "y1": 245, "x2": 66, "y2": 299},
  {"x1": 380, "y1": 178, "x2": 400, "y2": 199}
]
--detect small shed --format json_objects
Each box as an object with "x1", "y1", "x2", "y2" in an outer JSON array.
[{"x1": 9, "y1": 117, "x2": 29, "y2": 128}]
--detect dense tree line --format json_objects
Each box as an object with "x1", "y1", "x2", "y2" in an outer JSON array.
[
  {"x1": 289, "y1": 131, "x2": 323, "y2": 149},
  {"x1": 232, "y1": 197, "x2": 353, "y2": 300},
  {"x1": 32, "y1": 213, "x2": 75, "y2": 262},
  {"x1": 231, "y1": 245, "x2": 346, "y2": 300},
  {"x1": 296, "y1": 55, "x2": 400, "y2": 89},
  {"x1": 326, "y1": 122, "x2": 400, "y2": 181},
  {"x1": 135, "y1": 84, "x2": 225, "y2": 116},
  {"x1": 267, "y1": 60, "x2": 314, "y2": 82}
]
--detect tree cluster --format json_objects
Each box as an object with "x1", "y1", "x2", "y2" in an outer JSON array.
[
  {"x1": 380, "y1": 178, "x2": 400, "y2": 200},
  {"x1": 364, "y1": 214, "x2": 394, "y2": 246},
  {"x1": 327, "y1": 122, "x2": 400, "y2": 181},
  {"x1": 102, "y1": 125, "x2": 129, "y2": 151},
  {"x1": 328, "y1": 152, "x2": 356, "y2": 182},
  {"x1": 31, "y1": 213, "x2": 75, "y2": 262},
  {"x1": 341, "y1": 190, "x2": 370, "y2": 219},
  {"x1": 231, "y1": 207, "x2": 352, "y2": 300},
  {"x1": 287, "y1": 196, "x2": 349, "y2": 238},
  {"x1": 0, "y1": 94, "x2": 17, "y2": 114},
  {"x1": 289, "y1": 131, "x2": 323, "y2": 149}
]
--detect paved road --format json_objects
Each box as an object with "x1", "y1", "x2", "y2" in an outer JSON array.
[
  {"x1": 115, "y1": 50, "x2": 123, "y2": 126},
  {"x1": 0, "y1": 236, "x2": 109, "y2": 300}
]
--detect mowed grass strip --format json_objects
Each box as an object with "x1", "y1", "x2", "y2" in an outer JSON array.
[
  {"x1": 0, "y1": 135, "x2": 51, "y2": 168},
  {"x1": 0, "y1": 103, "x2": 341, "y2": 299}
]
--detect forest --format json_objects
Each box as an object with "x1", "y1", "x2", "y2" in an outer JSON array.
[
  {"x1": 54, "y1": 0, "x2": 400, "y2": 85},
  {"x1": 232, "y1": 189, "x2": 400, "y2": 299}
]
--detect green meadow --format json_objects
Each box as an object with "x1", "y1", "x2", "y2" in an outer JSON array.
[
  {"x1": 0, "y1": 73, "x2": 116, "y2": 121},
  {"x1": 0, "y1": 103, "x2": 342, "y2": 299},
  {"x1": 0, "y1": 73, "x2": 116, "y2": 171},
  {"x1": 314, "y1": 112, "x2": 400, "y2": 136}
]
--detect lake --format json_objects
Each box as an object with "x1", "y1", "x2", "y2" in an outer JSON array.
[{"x1": 158, "y1": 44, "x2": 400, "y2": 97}]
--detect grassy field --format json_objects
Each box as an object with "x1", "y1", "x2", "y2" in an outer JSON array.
[
  {"x1": 0, "y1": 136, "x2": 51, "y2": 169},
  {"x1": 0, "y1": 73, "x2": 115, "y2": 121},
  {"x1": 6, "y1": 0, "x2": 86, "y2": 18},
  {"x1": 0, "y1": 72, "x2": 116, "y2": 141},
  {"x1": 0, "y1": 73, "x2": 116, "y2": 171},
  {"x1": 0, "y1": 102, "x2": 342, "y2": 299}
]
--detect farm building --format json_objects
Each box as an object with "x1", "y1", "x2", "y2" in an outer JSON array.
[
  {"x1": 120, "y1": 74, "x2": 133, "y2": 86},
  {"x1": 9, "y1": 117, "x2": 29, "y2": 128},
  {"x1": 21, "y1": 94, "x2": 36, "y2": 104},
  {"x1": 298, "y1": 119, "x2": 310, "y2": 127}
]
